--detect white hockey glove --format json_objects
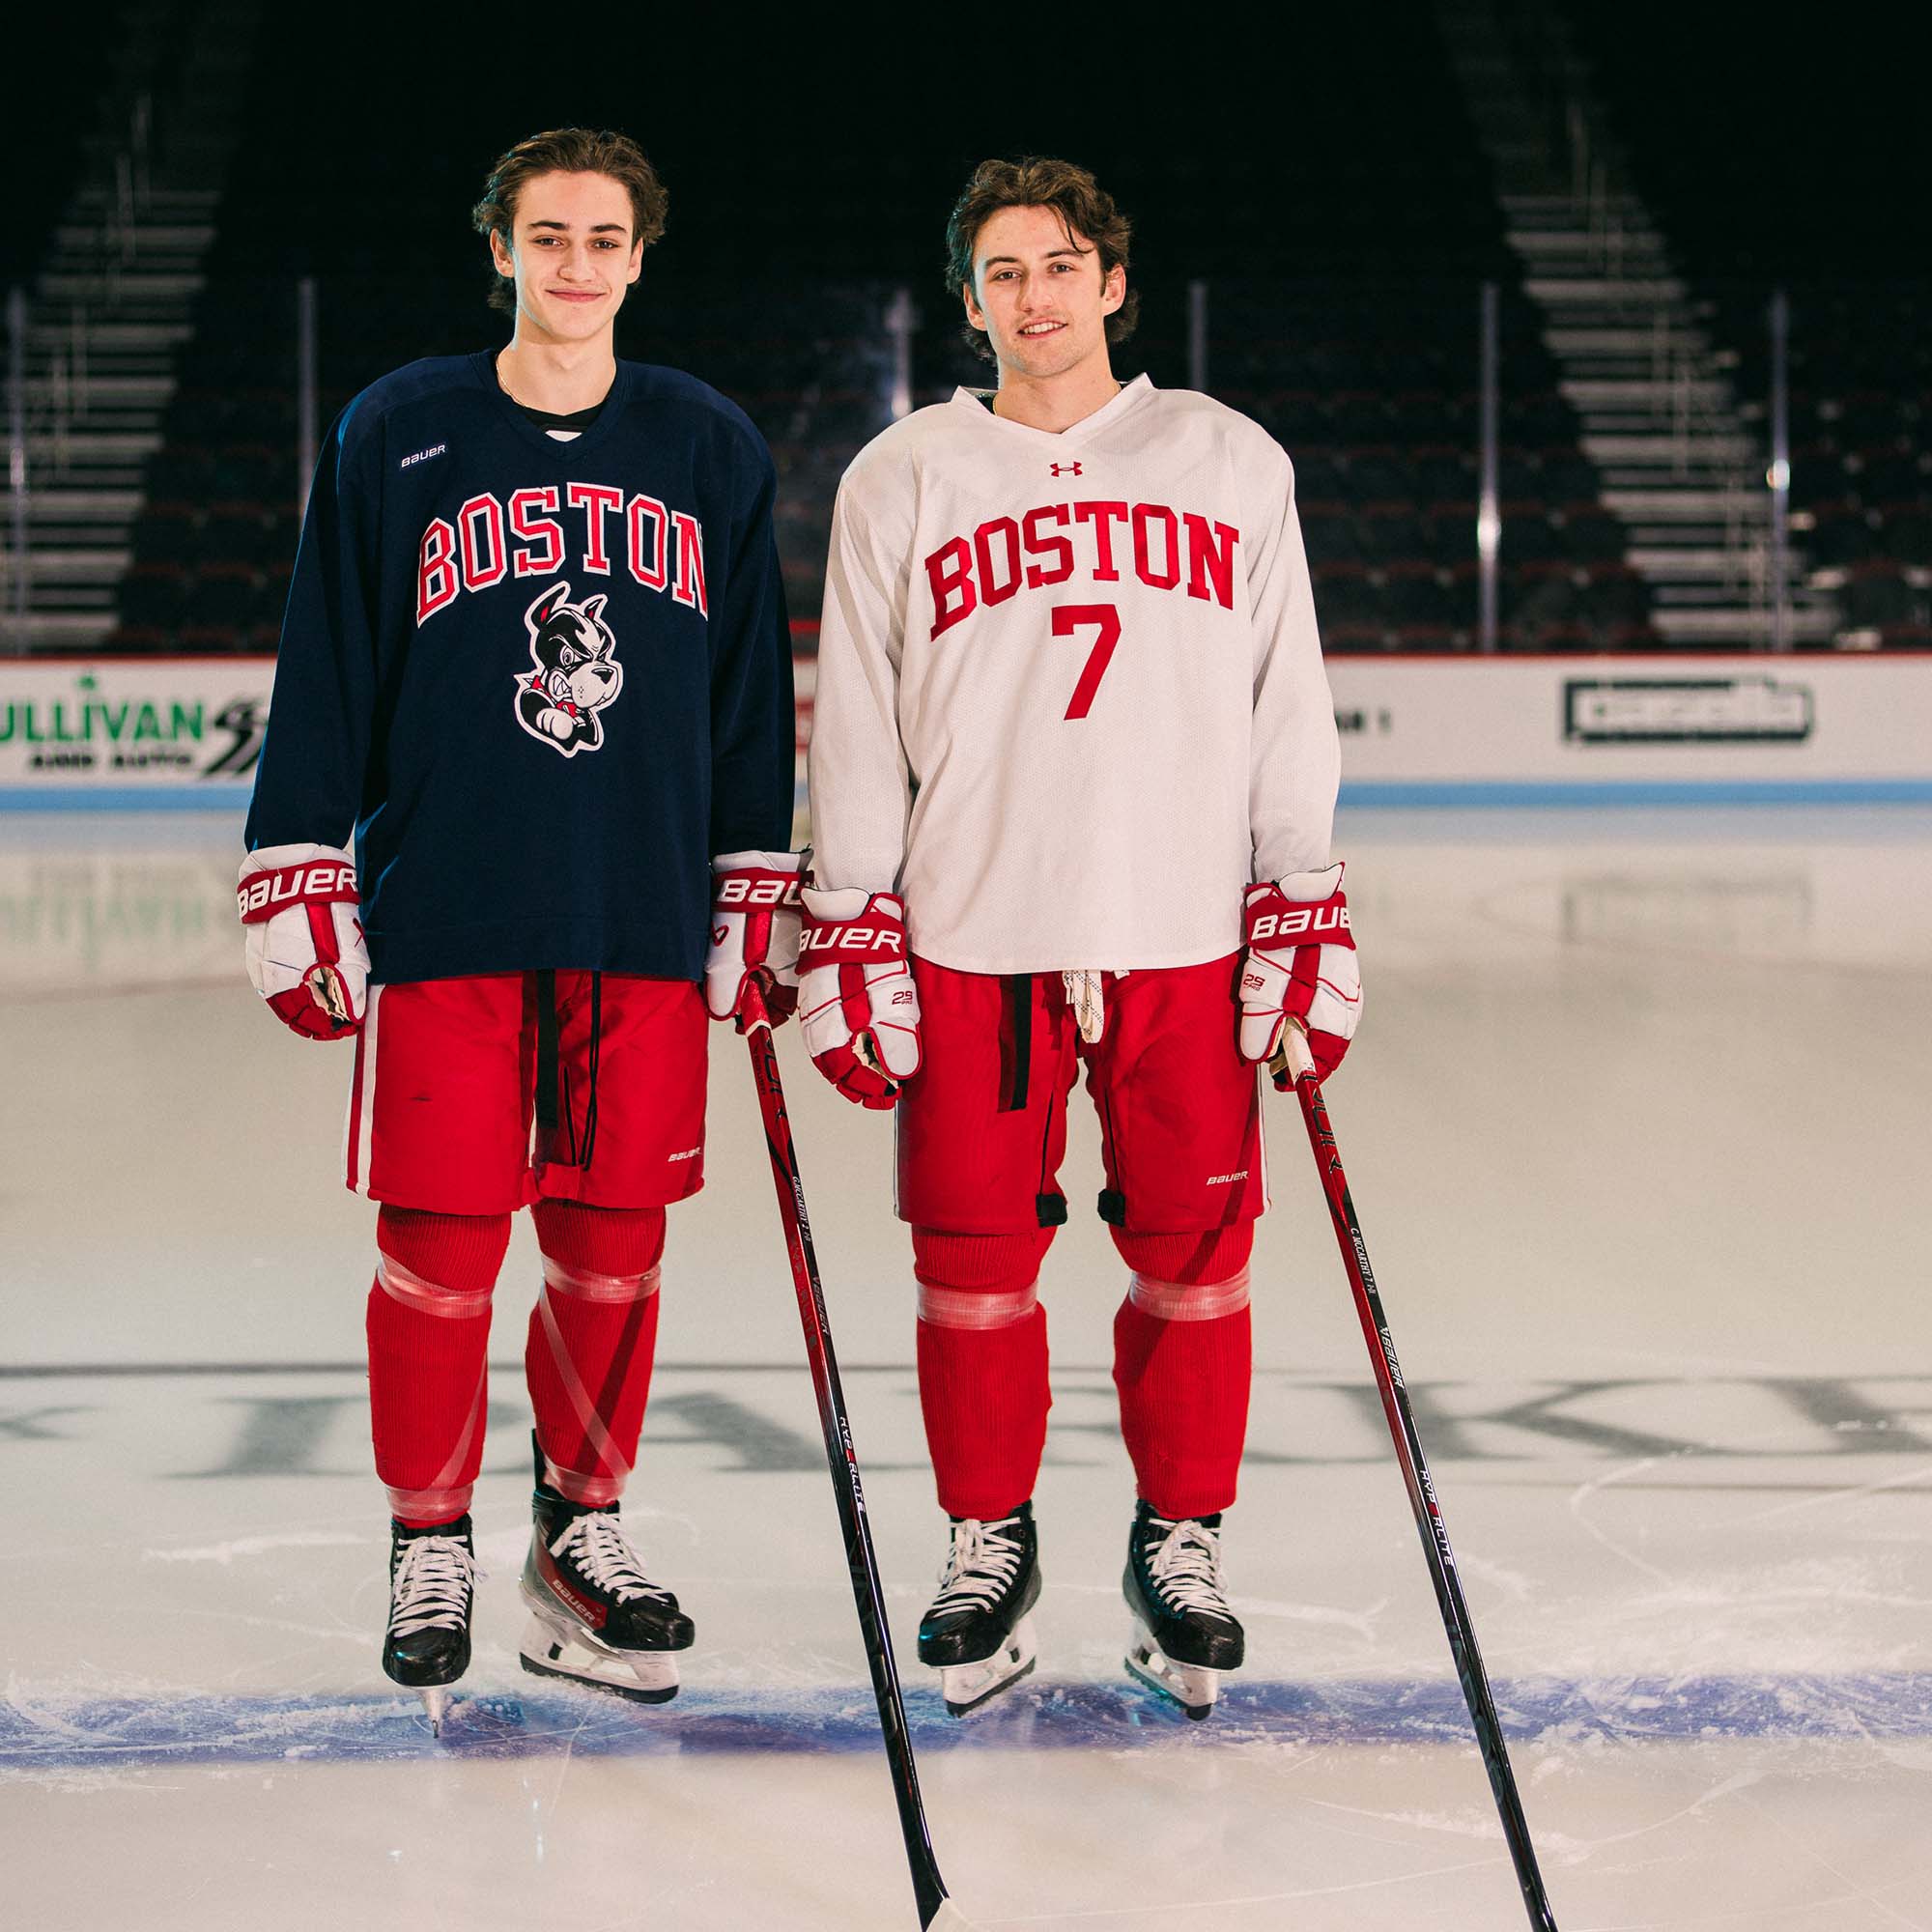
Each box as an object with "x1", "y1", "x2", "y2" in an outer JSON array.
[
  {"x1": 237, "y1": 842, "x2": 369, "y2": 1041},
  {"x1": 704, "y1": 850, "x2": 804, "y2": 1032},
  {"x1": 1238, "y1": 863, "x2": 1362, "y2": 1083},
  {"x1": 798, "y1": 885, "x2": 922, "y2": 1109}
]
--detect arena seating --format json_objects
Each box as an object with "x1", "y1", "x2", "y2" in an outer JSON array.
[
  {"x1": 95, "y1": 5, "x2": 1639, "y2": 654},
  {"x1": 1562, "y1": 3, "x2": 1932, "y2": 648},
  {"x1": 1706, "y1": 285, "x2": 1932, "y2": 646}
]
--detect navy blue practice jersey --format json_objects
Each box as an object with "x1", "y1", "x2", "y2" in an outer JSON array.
[{"x1": 245, "y1": 353, "x2": 793, "y2": 985}]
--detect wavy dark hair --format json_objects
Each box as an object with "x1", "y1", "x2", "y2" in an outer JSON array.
[
  {"x1": 472, "y1": 128, "x2": 668, "y2": 314},
  {"x1": 944, "y1": 156, "x2": 1139, "y2": 363}
]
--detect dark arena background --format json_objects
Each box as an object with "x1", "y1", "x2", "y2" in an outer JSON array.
[{"x1": 5, "y1": 4, "x2": 1931, "y2": 1928}]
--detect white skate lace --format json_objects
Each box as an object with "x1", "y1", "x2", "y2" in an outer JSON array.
[
  {"x1": 929, "y1": 1514, "x2": 1026, "y2": 1615},
  {"x1": 1146, "y1": 1517, "x2": 1235, "y2": 1622},
  {"x1": 388, "y1": 1533, "x2": 473, "y2": 1638},
  {"x1": 551, "y1": 1511, "x2": 674, "y2": 1605}
]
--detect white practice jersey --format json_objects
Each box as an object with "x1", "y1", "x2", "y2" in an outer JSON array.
[{"x1": 808, "y1": 375, "x2": 1338, "y2": 975}]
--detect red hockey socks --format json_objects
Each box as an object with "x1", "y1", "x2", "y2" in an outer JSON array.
[
  {"x1": 1111, "y1": 1226, "x2": 1254, "y2": 1520},
  {"x1": 526, "y1": 1201, "x2": 667, "y2": 1507},
  {"x1": 366, "y1": 1207, "x2": 511, "y2": 1526},
  {"x1": 913, "y1": 1227, "x2": 1053, "y2": 1520}
]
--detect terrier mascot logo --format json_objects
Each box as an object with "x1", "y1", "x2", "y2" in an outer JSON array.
[{"x1": 514, "y1": 580, "x2": 623, "y2": 757}]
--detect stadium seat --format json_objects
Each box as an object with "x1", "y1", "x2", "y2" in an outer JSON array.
[
  {"x1": 1355, "y1": 504, "x2": 1425, "y2": 567},
  {"x1": 212, "y1": 444, "x2": 286, "y2": 499},
  {"x1": 1879, "y1": 505, "x2": 1932, "y2": 567},
  {"x1": 1537, "y1": 448, "x2": 1600, "y2": 503},
  {"x1": 1300, "y1": 506, "x2": 1360, "y2": 566},
  {"x1": 146, "y1": 445, "x2": 215, "y2": 499},
  {"x1": 1579, "y1": 567, "x2": 1651, "y2": 631},
  {"x1": 1312, "y1": 562, "x2": 1382, "y2": 632},
  {"x1": 1499, "y1": 504, "x2": 1560, "y2": 564},
  {"x1": 1394, "y1": 622, "x2": 1461, "y2": 652},
  {"x1": 1413, "y1": 446, "x2": 1475, "y2": 500},
  {"x1": 1382, "y1": 561, "x2": 1457, "y2": 627},
  {"x1": 1841, "y1": 563, "x2": 1918, "y2": 630},
  {"x1": 1808, "y1": 505, "x2": 1876, "y2": 569},
  {"x1": 1422, "y1": 503, "x2": 1477, "y2": 567},
  {"x1": 1557, "y1": 507, "x2": 1626, "y2": 565},
  {"x1": 178, "y1": 623, "x2": 246, "y2": 655},
  {"x1": 132, "y1": 503, "x2": 204, "y2": 566},
  {"x1": 1852, "y1": 448, "x2": 1928, "y2": 503},
  {"x1": 1321, "y1": 622, "x2": 1387, "y2": 654},
  {"x1": 206, "y1": 505, "x2": 273, "y2": 567},
  {"x1": 1345, "y1": 447, "x2": 1412, "y2": 499},
  {"x1": 121, "y1": 563, "x2": 189, "y2": 630},
  {"x1": 193, "y1": 563, "x2": 263, "y2": 628}
]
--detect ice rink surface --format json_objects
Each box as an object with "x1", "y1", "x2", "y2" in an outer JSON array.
[{"x1": 4, "y1": 805, "x2": 1930, "y2": 1931}]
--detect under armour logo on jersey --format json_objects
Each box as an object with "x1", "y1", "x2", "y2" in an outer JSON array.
[{"x1": 1050, "y1": 462, "x2": 1083, "y2": 477}]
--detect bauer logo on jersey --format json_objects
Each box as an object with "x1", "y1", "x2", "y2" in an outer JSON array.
[{"x1": 513, "y1": 581, "x2": 623, "y2": 757}]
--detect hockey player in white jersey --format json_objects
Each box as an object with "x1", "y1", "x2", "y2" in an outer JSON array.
[{"x1": 802, "y1": 157, "x2": 1361, "y2": 1719}]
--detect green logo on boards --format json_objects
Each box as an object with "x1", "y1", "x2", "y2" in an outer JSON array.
[{"x1": 0, "y1": 671, "x2": 269, "y2": 778}]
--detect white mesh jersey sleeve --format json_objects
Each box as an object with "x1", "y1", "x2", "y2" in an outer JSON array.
[
  {"x1": 807, "y1": 378, "x2": 1340, "y2": 976},
  {"x1": 806, "y1": 447, "x2": 917, "y2": 896},
  {"x1": 1246, "y1": 447, "x2": 1340, "y2": 885}
]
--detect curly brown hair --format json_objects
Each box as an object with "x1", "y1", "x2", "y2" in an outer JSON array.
[
  {"x1": 944, "y1": 156, "x2": 1139, "y2": 363},
  {"x1": 472, "y1": 128, "x2": 668, "y2": 315}
]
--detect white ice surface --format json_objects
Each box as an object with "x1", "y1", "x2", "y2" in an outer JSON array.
[{"x1": 2, "y1": 807, "x2": 1930, "y2": 1929}]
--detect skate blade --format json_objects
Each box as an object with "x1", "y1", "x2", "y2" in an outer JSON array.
[
  {"x1": 1125, "y1": 1627, "x2": 1219, "y2": 1721},
  {"x1": 518, "y1": 1611, "x2": 681, "y2": 1704},
  {"x1": 416, "y1": 1685, "x2": 454, "y2": 1734},
  {"x1": 938, "y1": 1614, "x2": 1037, "y2": 1717}
]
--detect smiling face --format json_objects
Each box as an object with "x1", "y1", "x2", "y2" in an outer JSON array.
[
  {"x1": 489, "y1": 170, "x2": 643, "y2": 345},
  {"x1": 961, "y1": 203, "x2": 1125, "y2": 384}
]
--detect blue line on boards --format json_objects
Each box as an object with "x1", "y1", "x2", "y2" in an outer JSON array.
[
  {"x1": 9, "y1": 781, "x2": 1932, "y2": 813},
  {"x1": 1338, "y1": 780, "x2": 1932, "y2": 807},
  {"x1": 0, "y1": 787, "x2": 252, "y2": 811}
]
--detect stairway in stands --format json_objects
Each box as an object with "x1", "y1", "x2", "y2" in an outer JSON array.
[
  {"x1": 1437, "y1": 0, "x2": 1835, "y2": 648},
  {"x1": 1, "y1": 0, "x2": 253, "y2": 652}
]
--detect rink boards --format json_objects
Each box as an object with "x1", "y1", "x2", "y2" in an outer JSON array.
[{"x1": 4, "y1": 650, "x2": 1932, "y2": 808}]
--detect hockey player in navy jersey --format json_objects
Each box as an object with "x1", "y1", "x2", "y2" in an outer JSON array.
[
  {"x1": 804, "y1": 157, "x2": 1362, "y2": 1719},
  {"x1": 239, "y1": 128, "x2": 800, "y2": 1724}
]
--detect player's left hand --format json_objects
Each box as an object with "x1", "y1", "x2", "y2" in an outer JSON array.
[
  {"x1": 704, "y1": 850, "x2": 805, "y2": 1032},
  {"x1": 1237, "y1": 863, "x2": 1362, "y2": 1084},
  {"x1": 237, "y1": 841, "x2": 369, "y2": 1040},
  {"x1": 798, "y1": 885, "x2": 921, "y2": 1108}
]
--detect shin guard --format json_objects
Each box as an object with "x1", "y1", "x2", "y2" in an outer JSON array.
[
  {"x1": 526, "y1": 1201, "x2": 666, "y2": 1507},
  {"x1": 366, "y1": 1208, "x2": 511, "y2": 1526},
  {"x1": 913, "y1": 1227, "x2": 1053, "y2": 1520},
  {"x1": 1111, "y1": 1225, "x2": 1254, "y2": 1520}
]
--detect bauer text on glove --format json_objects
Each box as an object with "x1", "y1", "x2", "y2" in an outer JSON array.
[
  {"x1": 798, "y1": 886, "x2": 922, "y2": 1108},
  {"x1": 704, "y1": 850, "x2": 804, "y2": 1031},
  {"x1": 1237, "y1": 863, "x2": 1361, "y2": 1083},
  {"x1": 237, "y1": 842, "x2": 369, "y2": 1040}
]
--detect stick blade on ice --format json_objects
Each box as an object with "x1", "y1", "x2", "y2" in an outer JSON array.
[{"x1": 923, "y1": 1901, "x2": 981, "y2": 1932}]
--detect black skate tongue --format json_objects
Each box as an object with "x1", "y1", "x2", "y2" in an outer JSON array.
[{"x1": 394, "y1": 1513, "x2": 471, "y2": 1540}]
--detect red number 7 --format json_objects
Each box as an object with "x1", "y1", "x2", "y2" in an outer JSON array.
[{"x1": 1052, "y1": 603, "x2": 1122, "y2": 721}]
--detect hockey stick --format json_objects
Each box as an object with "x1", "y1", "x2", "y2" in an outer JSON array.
[
  {"x1": 745, "y1": 1023, "x2": 975, "y2": 1932},
  {"x1": 1278, "y1": 1025, "x2": 1560, "y2": 1930}
]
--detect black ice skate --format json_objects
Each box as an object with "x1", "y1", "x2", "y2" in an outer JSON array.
[
  {"x1": 518, "y1": 1442, "x2": 693, "y2": 1703},
  {"x1": 1122, "y1": 1502, "x2": 1244, "y2": 1720},
  {"x1": 383, "y1": 1515, "x2": 475, "y2": 1734},
  {"x1": 918, "y1": 1502, "x2": 1041, "y2": 1716}
]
